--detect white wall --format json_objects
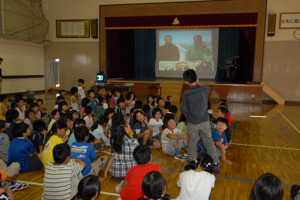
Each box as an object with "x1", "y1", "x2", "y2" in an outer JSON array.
[
  {"x1": 265, "y1": 0, "x2": 300, "y2": 41},
  {"x1": 0, "y1": 38, "x2": 45, "y2": 93},
  {"x1": 42, "y1": 0, "x2": 212, "y2": 42}
]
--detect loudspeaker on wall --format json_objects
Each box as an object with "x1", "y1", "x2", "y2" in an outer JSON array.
[
  {"x1": 91, "y1": 19, "x2": 98, "y2": 39},
  {"x1": 267, "y1": 13, "x2": 276, "y2": 37}
]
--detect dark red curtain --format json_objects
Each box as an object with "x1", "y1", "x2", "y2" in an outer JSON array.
[
  {"x1": 106, "y1": 13, "x2": 257, "y2": 28},
  {"x1": 107, "y1": 30, "x2": 135, "y2": 79}
]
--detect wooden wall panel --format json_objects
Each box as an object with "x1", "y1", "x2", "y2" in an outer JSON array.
[
  {"x1": 263, "y1": 41, "x2": 300, "y2": 102},
  {"x1": 99, "y1": 0, "x2": 267, "y2": 82}
]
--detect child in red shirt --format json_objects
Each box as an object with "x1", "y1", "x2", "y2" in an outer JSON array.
[{"x1": 119, "y1": 145, "x2": 161, "y2": 200}]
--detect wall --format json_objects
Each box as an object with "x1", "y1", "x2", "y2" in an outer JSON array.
[
  {"x1": 0, "y1": 38, "x2": 45, "y2": 93},
  {"x1": 263, "y1": 0, "x2": 300, "y2": 101},
  {"x1": 42, "y1": 0, "x2": 300, "y2": 101},
  {"x1": 42, "y1": 0, "x2": 212, "y2": 91},
  {"x1": 44, "y1": 42, "x2": 99, "y2": 90}
]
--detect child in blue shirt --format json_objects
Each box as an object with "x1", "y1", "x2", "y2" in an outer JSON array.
[
  {"x1": 7, "y1": 123, "x2": 43, "y2": 172},
  {"x1": 71, "y1": 126, "x2": 107, "y2": 176},
  {"x1": 199, "y1": 118, "x2": 232, "y2": 165},
  {"x1": 87, "y1": 90, "x2": 99, "y2": 116}
]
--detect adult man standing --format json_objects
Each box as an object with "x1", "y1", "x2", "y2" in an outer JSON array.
[
  {"x1": 0, "y1": 57, "x2": 3, "y2": 94},
  {"x1": 185, "y1": 35, "x2": 211, "y2": 61},
  {"x1": 181, "y1": 69, "x2": 220, "y2": 172},
  {"x1": 159, "y1": 35, "x2": 180, "y2": 61}
]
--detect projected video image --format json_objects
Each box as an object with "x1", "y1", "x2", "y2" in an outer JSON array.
[{"x1": 156, "y1": 29, "x2": 219, "y2": 79}]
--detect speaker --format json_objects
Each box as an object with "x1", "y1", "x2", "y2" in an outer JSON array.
[
  {"x1": 91, "y1": 19, "x2": 98, "y2": 39},
  {"x1": 267, "y1": 13, "x2": 276, "y2": 37}
]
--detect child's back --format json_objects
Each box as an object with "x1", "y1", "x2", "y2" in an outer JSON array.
[
  {"x1": 71, "y1": 140, "x2": 96, "y2": 176},
  {"x1": 29, "y1": 131, "x2": 45, "y2": 153},
  {"x1": 42, "y1": 159, "x2": 83, "y2": 200},
  {"x1": 120, "y1": 145, "x2": 161, "y2": 200},
  {"x1": 42, "y1": 143, "x2": 85, "y2": 200},
  {"x1": 0, "y1": 123, "x2": 9, "y2": 162},
  {"x1": 8, "y1": 137, "x2": 35, "y2": 172},
  {"x1": 71, "y1": 126, "x2": 107, "y2": 176},
  {"x1": 177, "y1": 154, "x2": 215, "y2": 200},
  {"x1": 178, "y1": 169, "x2": 215, "y2": 200},
  {"x1": 42, "y1": 135, "x2": 63, "y2": 166}
]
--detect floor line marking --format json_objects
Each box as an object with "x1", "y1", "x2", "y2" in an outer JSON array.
[
  {"x1": 231, "y1": 142, "x2": 300, "y2": 151},
  {"x1": 275, "y1": 120, "x2": 292, "y2": 140},
  {"x1": 18, "y1": 180, "x2": 43, "y2": 186},
  {"x1": 102, "y1": 150, "x2": 111, "y2": 155},
  {"x1": 277, "y1": 110, "x2": 300, "y2": 134},
  {"x1": 161, "y1": 169, "x2": 293, "y2": 186},
  {"x1": 17, "y1": 180, "x2": 120, "y2": 197}
]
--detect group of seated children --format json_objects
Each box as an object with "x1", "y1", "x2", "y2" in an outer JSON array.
[{"x1": 0, "y1": 77, "x2": 234, "y2": 199}]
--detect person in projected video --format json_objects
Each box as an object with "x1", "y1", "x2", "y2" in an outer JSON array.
[
  {"x1": 159, "y1": 35, "x2": 180, "y2": 61},
  {"x1": 185, "y1": 35, "x2": 211, "y2": 61}
]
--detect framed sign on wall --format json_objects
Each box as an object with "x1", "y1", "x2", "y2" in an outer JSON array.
[
  {"x1": 279, "y1": 12, "x2": 300, "y2": 29},
  {"x1": 56, "y1": 19, "x2": 90, "y2": 38}
]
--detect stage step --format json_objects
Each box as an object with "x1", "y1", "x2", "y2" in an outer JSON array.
[{"x1": 261, "y1": 82, "x2": 285, "y2": 105}]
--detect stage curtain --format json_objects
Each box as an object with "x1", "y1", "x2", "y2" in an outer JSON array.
[
  {"x1": 107, "y1": 30, "x2": 135, "y2": 79},
  {"x1": 215, "y1": 28, "x2": 240, "y2": 82},
  {"x1": 105, "y1": 13, "x2": 257, "y2": 28},
  {"x1": 135, "y1": 29, "x2": 156, "y2": 80},
  {"x1": 236, "y1": 27, "x2": 256, "y2": 82}
]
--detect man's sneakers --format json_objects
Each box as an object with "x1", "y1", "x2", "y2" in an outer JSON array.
[
  {"x1": 174, "y1": 153, "x2": 188, "y2": 161},
  {"x1": 8, "y1": 180, "x2": 28, "y2": 191},
  {"x1": 212, "y1": 163, "x2": 221, "y2": 173}
]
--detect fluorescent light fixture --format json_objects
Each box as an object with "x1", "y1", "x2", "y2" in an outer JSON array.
[
  {"x1": 249, "y1": 115, "x2": 267, "y2": 118},
  {"x1": 55, "y1": 58, "x2": 60, "y2": 62}
]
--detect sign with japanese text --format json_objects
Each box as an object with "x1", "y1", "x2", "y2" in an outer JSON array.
[{"x1": 280, "y1": 12, "x2": 300, "y2": 29}]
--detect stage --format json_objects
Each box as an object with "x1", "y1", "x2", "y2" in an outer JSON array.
[{"x1": 106, "y1": 79, "x2": 263, "y2": 103}]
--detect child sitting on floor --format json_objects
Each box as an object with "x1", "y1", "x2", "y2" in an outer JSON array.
[
  {"x1": 149, "y1": 108, "x2": 163, "y2": 142},
  {"x1": 90, "y1": 116, "x2": 110, "y2": 147},
  {"x1": 116, "y1": 98, "x2": 126, "y2": 116},
  {"x1": 176, "y1": 114, "x2": 187, "y2": 133},
  {"x1": 47, "y1": 109, "x2": 60, "y2": 132},
  {"x1": 80, "y1": 98, "x2": 90, "y2": 118},
  {"x1": 177, "y1": 154, "x2": 215, "y2": 200},
  {"x1": 0, "y1": 120, "x2": 9, "y2": 163},
  {"x1": 71, "y1": 126, "x2": 107, "y2": 177},
  {"x1": 42, "y1": 143, "x2": 85, "y2": 200},
  {"x1": 125, "y1": 92, "x2": 136, "y2": 117},
  {"x1": 28, "y1": 120, "x2": 47, "y2": 153},
  {"x1": 5, "y1": 110, "x2": 19, "y2": 142},
  {"x1": 83, "y1": 106, "x2": 94, "y2": 130},
  {"x1": 8, "y1": 123, "x2": 43, "y2": 172},
  {"x1": 215, "y1": 107, "x2": 232, "y2": 145},
  {"x1": 161, "y1": 118, "x2": 188, "y2": 161},
  {"x1": 42, "y1": 119, "x2": 68, "y2": 167},
  {"x1": 119, "y1": 145, "x2": 162, "y2": 200},
  {"x1": 133, "y1": 110, "x2": 160, "y2": 149},
  {"x1": 76, "y1": 175, "x2": 101, "y2": 200},
  {"x1": 24, "y1": 109, "x2": 36, "y2": 132},
  {"x1": 87, "y1": 90, "x2": 99, "y2": 117},
  {"x1": 198, "y1": 118, "x2": 232, "y2": 165},
  {"x1": 15, "y1": 98, "x2": 25, "y2": 122},
  {"x1": 101, "y1": 113, "x2": 139, "y2": 181},
  {"x1": 68, "y1": 118, "x2": 86, "y2": 147},
  {"x1": 138, "y1": 171, "x2": 170, "y2": 200}
]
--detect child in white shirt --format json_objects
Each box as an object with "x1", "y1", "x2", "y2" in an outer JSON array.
[{"x1": 177, "y1": 154, "x2": 215, "y2": 200}]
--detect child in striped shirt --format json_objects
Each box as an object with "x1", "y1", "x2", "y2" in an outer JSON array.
[{"x1": 42, "y1": 143, "x2": 85, "y2": 200}]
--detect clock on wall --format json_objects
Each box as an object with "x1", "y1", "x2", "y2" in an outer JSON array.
[{"x1": 294, "y1": 29, "x2": 300, "y2": 40}]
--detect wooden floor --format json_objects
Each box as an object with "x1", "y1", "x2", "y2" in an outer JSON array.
[{"x1": 14, "y1": 93, "x2": 300, "y2": 199}]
